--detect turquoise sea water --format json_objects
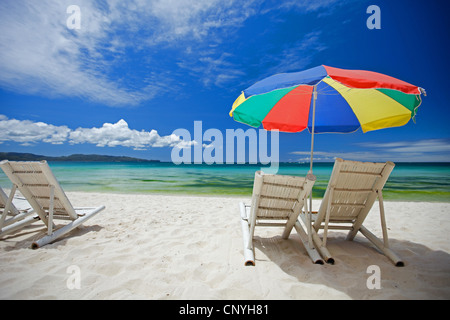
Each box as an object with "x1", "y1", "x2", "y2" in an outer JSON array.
[{"x1": 0, "y1": 162, "x2": 449, "y2": 202}]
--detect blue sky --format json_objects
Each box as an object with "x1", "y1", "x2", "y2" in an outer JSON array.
[{"x1": 0, "y1": 0, "x2": 449, "y2": 162}]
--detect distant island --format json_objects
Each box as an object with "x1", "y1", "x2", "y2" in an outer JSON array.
[{"x1": 0, "y1": 152, "x2": 160, "y2": 163}]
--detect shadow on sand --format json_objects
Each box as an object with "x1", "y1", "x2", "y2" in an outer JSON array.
[
  {"x1": 253, "y1": 231, "x2": 450, "y2": 299},
  {"x1": 0, "y1": 223, "x2": 103, "y2": 251}
]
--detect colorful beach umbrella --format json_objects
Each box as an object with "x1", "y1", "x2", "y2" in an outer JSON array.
[{"x1": 229, "y1": 65, "x2": 425, "y2": 172}]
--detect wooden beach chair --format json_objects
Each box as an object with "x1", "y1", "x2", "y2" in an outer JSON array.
[
  {"x1": 0, "y1": 160, "x2": 105, "y2": 248},
  {"x1": 239, "y1": 171, "x2": 317, "y2": 266},
  {"x1": 297, "y1": 158, "x2": 404, "y2": 266},
  {"x1": 0, "y1": 186, "x2": 36, "y2": 236}
]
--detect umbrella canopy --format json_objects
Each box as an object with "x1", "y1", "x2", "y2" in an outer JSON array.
[{"x1": 230, "y1": 65, "x2": 425, "y2": 134}]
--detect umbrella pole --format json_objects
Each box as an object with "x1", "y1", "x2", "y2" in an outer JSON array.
[
  {"x1": 309, "y1": 84, "x2": 317, "y2": 174},
  {"x1": 307, "y1": 84, "x2": 318, "y2": 249}
]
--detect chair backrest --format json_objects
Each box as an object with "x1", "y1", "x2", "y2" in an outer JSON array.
[
  {"x1": 251, "y1": 171, "x2": 316, "y2": 220},
  {"x1": 0, "y1": 160, "x2": 77, "y2": 220},
  {"x1": 316, "y1": 158, "x2": 394, "y2": 223}
]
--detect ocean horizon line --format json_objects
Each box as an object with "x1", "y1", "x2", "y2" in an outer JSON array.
[{"x1": 1, "y1": 152, "x2": 449, "y2": 165}]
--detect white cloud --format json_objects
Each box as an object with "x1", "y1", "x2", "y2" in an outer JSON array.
[
  {"x1": 0, "y1": 117, "x2": 70, "y2": 145},
  {"x1": 178, "y1": 51, "x2": 245, "y2": 88},
  {"x1": 277, "y1": 0, "x2": 344, "y2": 12},
  {"x1": 0, "y1": 115, "x2": 194, "y2": 150},
  {"x1": 0, "y1": 0, "x2": 351, "y2": 105},
  {"x1": 291, "y1": 139, "x2": 450, "y2": 162},
  {"x1": 0, "y1": 0, "x2": 152, "y2": 106},
  {"x1": 69, "y1": 119, "x2": 196, "y2": 150},
  {"x1": 263, "y1": 31, "x2": 327, "y2": 75},
  {"x1": 359, "y1": 140, "x2": 450, "y2": 154},
  {"x1": 0, "y1": 0, "x2": 256, "y2": 106}
]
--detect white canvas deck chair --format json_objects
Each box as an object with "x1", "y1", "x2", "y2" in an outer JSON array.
[
  {"x1": 297, "y1": 158, "x2": 404, "y2": 267},
  {"x1": 0, "y1": 160, "x2": 105, "y2": 248},
  {"x1": 0, "y1": 186, "x2": 35, "y2": 236},
  {"x1": 239, "y1": 171, "x2": 317, "y2": 266}
]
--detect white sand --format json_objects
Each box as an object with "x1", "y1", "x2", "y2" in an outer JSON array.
[{"x1": 0, "y1": 192, "x2": 449, "y2": 300}]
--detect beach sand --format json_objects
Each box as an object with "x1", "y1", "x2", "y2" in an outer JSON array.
[{"x1": 0, "y1": 192, "x2": 449, "y2": 300}]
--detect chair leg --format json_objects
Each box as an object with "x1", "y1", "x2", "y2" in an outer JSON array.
[
  {"x1": 0, "y1": 215, "x2": 40, "y2": 238},
  {"x1": 299, "y1": 214, "x2": 335, "y2": 264},
  {"x1": 239, "y1": 202, "x2": 255, "y2": 266},
  {"x1": 322, "y1": 187, "x2": 334, "y2": 247},
  {"x1": 47, "y1": 185, "x2": 55, "y2": 236},
  {"x1": 31, "y1": 206, "x2": 104, "y2": 249},
  {"x1": 357, "y1": 191, "x2": 404, "y2": 266},
  {"x1": 0, "y1": 185, "x2": 17, "y2": 229},
  {"x1": 359, "y1": 226, "x2": 404, "y2": 267},
  {"x1": 294, "y1": 220, "x2": 324, "y2": 264},
  {"x1": 377, "y1": 190, "x2": 389, "y2": 248}
]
